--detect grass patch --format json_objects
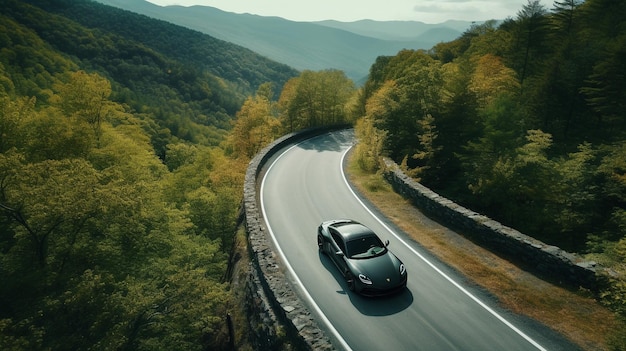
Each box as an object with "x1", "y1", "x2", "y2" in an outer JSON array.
[{"x1": 346, "y1": 155, "x2": 623, "y2": 351}]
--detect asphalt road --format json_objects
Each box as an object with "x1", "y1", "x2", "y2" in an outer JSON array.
[{"x1": 260, "y1": 129, "x2": 577, "y2": 351}]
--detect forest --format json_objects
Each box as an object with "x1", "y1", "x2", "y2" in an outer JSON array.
[
  {"x1": 0, "y1": 0, "x2": 301, "y2": 349},
  {"x1": 1, "y1": 0, "x2": 625, "y2": 349},
  {"x1": 351, "y1": 1, "x2": 626, "y2": 346},
  {"x1": 0, "y1": 0, "x2": 356, "y2": 349},
  {"x1": 355, "y1": 0, "x2": 625, "y2": 270}
]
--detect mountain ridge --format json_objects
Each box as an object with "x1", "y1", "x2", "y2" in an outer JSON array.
[
  {"x1": 96, "y1": 0, "x2": 476, "y2": 81},
  {"x1": 313, "y1": 19, "x2": 474, "y2": 41}
]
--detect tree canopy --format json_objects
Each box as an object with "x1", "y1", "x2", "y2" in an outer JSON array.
[
  {"x1": 353, "y1": 2, "x2": 626, "y2": 345},
  {"x1": 0, "y1": 0, "x2": 278, "y2": 349},
  {"x1": 3, "y1": 0, "x2": 626, "y2": 348},
  {"x1": 355, "y1": 0, "x2": 626, "y2": 255}
]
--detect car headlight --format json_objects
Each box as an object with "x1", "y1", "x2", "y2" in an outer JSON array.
[
  {"x1": 358, "y1": 273, "x2": 373, "y2": 285},
  {"x1": 399, "y1": 264, "x2": 406, "y2": 275}
]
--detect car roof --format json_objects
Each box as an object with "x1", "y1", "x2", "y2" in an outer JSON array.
[{"x1": 332, "y1": 222, "x2": 375, "y2": 241}]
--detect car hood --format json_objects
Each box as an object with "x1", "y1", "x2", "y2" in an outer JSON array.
[{"x1": 349, "y1": 253, "x2": 403, "y2": 284}]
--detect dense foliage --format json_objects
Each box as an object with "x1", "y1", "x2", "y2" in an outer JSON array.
[
  {"x1": 2, "y1": 0, "x2": 298, "y2": 152},
  {"x1": 3, "y1": 0, "x2": 625, "y2": 348},
  {"x1": 353, "y1": 2, "x2": 626, "y2": 346},
  {"x1": 0, "y1": 70, "x2": 246, "y2": 350},
  {"x1": 224, "y1": 70, "x2": 356, "y2": 159},
  {"x1": 0, "y1": 0, "x2": 301, "y2": 349},
  {"x1": 355, "y1": 0, "x2": 625, "y2": 259}
]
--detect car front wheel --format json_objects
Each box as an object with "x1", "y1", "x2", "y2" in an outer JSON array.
[{"x1": 346, "y1": 272, "x2": 356, "y2": 291}]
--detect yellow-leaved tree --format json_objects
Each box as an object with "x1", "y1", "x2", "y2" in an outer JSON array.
[
  {"x1": 228, "y1": 83, "x2": 281, "y2": 159},
  {"x1": 468, "y1": 54, "x2": 520, "y2": 109}
]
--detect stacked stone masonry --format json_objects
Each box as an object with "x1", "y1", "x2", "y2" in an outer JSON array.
[
  {"x1": 242, "y1": 127, "x2": 345, "y2": 351},
  {"x1": 382, "y1": 157, "x2": 605, "y2": 292}
]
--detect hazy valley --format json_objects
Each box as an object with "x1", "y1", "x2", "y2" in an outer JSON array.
[{"x1": 96, "y1": 0, "x2": 477, "y2": 81}]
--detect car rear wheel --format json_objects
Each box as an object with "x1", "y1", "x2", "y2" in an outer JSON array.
[{"x1": 317, "y1": 235, "x2": 325, "y2": 253}]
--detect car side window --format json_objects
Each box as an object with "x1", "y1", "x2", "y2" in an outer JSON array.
[{"x1": 330, "y1": 230, "x2": 346, "y2": 253}]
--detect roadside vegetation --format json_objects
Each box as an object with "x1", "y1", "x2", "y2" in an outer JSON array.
[
  {"x1": 1, "y1": 3, "x2": 354, "y2": 349},
  {"x1": 350, "y1": 2, "x2": 626, "y2": 348},
  {"x1": 346, "y1": 160, "x2": 624, "y2": 350}
]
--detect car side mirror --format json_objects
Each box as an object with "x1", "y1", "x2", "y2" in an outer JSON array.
[
  {"x1": 335, "y1": 251, "x2": 344, "y2": 257},
  {"x1": 384, "y1": 240, "x2": 390, "y2": 247}
]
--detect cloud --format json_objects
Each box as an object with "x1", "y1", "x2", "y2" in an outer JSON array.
[
  {"x1": 411, "y1": 0, "x2": 539, "y2": 22},
  {"x1": 412, "y1": 1, "x2": 482, "y2": 18},
  {"x1": 421, "y1": 0, "x2": 476, "y2": 2}
]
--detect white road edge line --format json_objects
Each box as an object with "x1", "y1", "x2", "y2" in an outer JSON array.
[
  {"x1": 260, "y1": 142, "x2": 354, "y2": 351},
  {"x1": 261, "y1": 133, "x2": 548, "y2": 351},
  {"x1": 339, "y1": 144, "x2": 548, "y2": 351}
]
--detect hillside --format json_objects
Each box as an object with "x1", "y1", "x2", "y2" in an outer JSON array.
[
  {"x1": 314, "y1": 19, "x2": 469, "y2": 41},
  {"x1": 1, "y1": 0, "x2": 280, "y2": 348},
  {"x1": 2, "y1": 0, "x2": 625, "y2": 349},
  {"x1": 353, "y1": 0, "x2": 626, "y2": 256},
  {"x1": 95, "y1": 0, "x2": 472, "y2": 82},
  {"x1": 3, "y1": 0, "x2": 298, "y2": 148},
  {"x1": 0, "y1": 1, "x2": 356, "y2": 348}
]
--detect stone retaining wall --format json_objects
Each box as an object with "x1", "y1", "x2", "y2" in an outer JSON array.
[
  {"x1": 242, "y1": 127, "x2": 348, "y2": 351},
  {"x1": 382, "y1": 158, "x2": 605, "y2": 291}
]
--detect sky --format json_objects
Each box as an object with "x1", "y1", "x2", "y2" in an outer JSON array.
[{"x1": 146, "y1": 0, "x2": 554, "y2": 24}]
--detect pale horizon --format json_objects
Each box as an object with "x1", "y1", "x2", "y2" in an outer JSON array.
[{"x1": 145, "y1": 0, "x2": 555, "y2": 24}]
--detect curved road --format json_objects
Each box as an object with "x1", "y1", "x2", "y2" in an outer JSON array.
[{"x1": 260, "y1": 129, "x2": 575, "y2": 351}]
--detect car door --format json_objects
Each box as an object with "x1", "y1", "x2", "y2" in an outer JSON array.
[{"x1": 329, "y1": 229, "x2": 349, "y2": 275}]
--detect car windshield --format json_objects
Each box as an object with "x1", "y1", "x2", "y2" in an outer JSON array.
[{"x1": 346, "y1": 234, "x2": 386, "y2": 259}]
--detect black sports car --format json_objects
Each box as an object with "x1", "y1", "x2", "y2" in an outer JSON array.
[{"x1": 317, "y1": 219, "x2": 407, "y2": 296}]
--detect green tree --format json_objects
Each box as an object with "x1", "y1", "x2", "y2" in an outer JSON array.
[
  {"x1": 463, "y1": 20, "x2": 512, "y2": 59},
  {"x1": 23, "y1": 106, "x2": 94, "y2": 161},
  {"x1": 53, "y1": 71, "x2": 113, "y2": 145},
  {"x1": 461, "y1": 94, "x2": 529, "y2": 213},
  {"x1": 354, "y1": 80, "x2": 398, "y2": 172},
  {"x1": 164, "y1": 142, "x2": 198, "y2": 172},
  {"x1": 468, "y1": 54, "x2": 520, "y2": 109},
  {"x1": 114, "y1": 234, "x2": 230, "y2": 351},
  {"x1": 228, "y1": 92, "x2": 280, "y2": 159},
  {"x1": 163, "y1": 145, "x2": 242, "y2": 251},
  {"x1": 580, "y1": 35, "x2": 626, "y2": 134},
  {"x1": 429, "y1": 60, "x2": 480, "y2": 189},
  {"x1": 0, "y1": 151, "x2": 101, "y2": 270},
  {"x1": 0, "y1": 96, "x2": 34, "y2": 153},
  {"x1": 512, "y1": 0, "x2": 549, "y2": 86},
  {"x1": 551, "y1": 0, "x2": 582, "y2": 36},
  {"x1": 279, "y1": 70, "x2": 355, "y2": 131},
  {"x1": 404, "y1": 112, "x2": 440, "y2": 180},
  {"x1": 365, "y1": 51, "x2": 445, "y2": 167},
  {"x1": 550, "y1": 142, "x2": 598, "y2": 249},
  {"x1": 354, "y1": 116, "x2": 385, "y2": 173},
  {"x1": 467, "y1": 129, "x2": 557, "y2": 233},
  {"x1": 596, "y1": 142, "x2": 626, "y2": 244}
]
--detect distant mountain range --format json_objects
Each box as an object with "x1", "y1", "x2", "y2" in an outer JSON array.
[{"x1": 96, "y1": 0, "x2": 477, "y2": 82}]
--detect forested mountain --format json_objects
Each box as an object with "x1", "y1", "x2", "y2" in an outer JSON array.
[
  {"x1": 350, "y1": 2, "x2": 626, "y2": 344},
  {"x1": 314, "y1": 19, "x2": 469, "y2": 41},
  {"x1": 354, "y1": 0, "x2": 626, "y2": 256},
  {"x1": 2, "y1": 0, "x2": 298, "y2": 149},
  {"x1": 0, "y1": 0, "x2": 302, "y2": 349},
  {"x1": 2, "y1": 0, "x2": 626, "y2": 349},
  {"x1": 96, "y1": 0, "x2": 471, "y2": 82}
]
